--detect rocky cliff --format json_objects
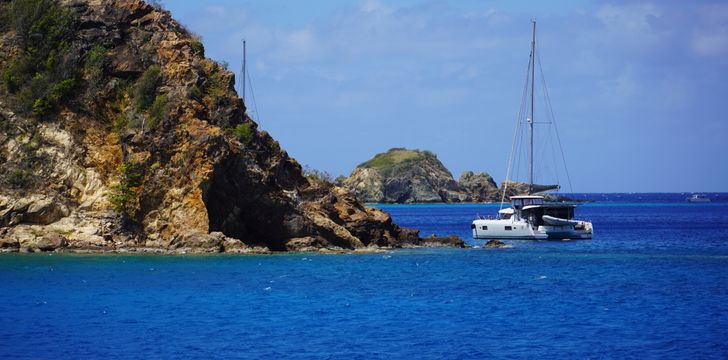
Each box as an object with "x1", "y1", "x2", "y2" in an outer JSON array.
[
  {"x1": 0, "y1": 0, "x2": 464, "y2": 253},
  {"x1": 458, "y1": 170, "x2": 499, "y2": 202}
]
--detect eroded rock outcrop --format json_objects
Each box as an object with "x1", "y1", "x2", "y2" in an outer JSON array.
[
  {"x1": 0, "y1": 0, "x2": 462, "y2": 253},
  {"x1": 458, "y1": 171, "x2": 499, "y2": 202},
  {"x1": 342, "y1": 148, "x2": 470, "y2": 203}
]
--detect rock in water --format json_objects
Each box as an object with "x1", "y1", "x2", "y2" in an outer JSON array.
[
  {"x1": 0, "y1": 0, "x2": 450, "y2": 253},
  {"x1": 343, "y1": 148, "x2": 470, "y2": 203},
  {"x1": 340, "y1": 148, "x2": 537, "y2": 203},
  {"x1": 484, "y1": 239, "x2": 507, "y2": 248},
  {"x1": 420, "y1": 234, "x2": 467, "y2": 248}
]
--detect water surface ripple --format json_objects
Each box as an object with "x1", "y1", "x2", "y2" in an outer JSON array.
[{"x1": 1, "y1": 202, "x2": 727, "y2": 359}]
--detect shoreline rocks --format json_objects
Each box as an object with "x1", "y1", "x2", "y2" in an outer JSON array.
[
  {"x1": 484, "y1": 239, "x2": 508, "y2": 249},
  {"x1": 0, "y1": 1, "x2": 466, "y2": 254}
]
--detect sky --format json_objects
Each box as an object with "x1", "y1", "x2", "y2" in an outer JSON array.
[{"x1": 164, "y1": 0, "x2": 728, "y2": 192}]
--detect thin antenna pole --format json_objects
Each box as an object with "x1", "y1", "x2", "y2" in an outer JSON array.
[{"x1": 529, "y1": 19, "x2": 536, "y2": 194}]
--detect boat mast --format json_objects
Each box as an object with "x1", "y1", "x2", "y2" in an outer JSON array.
[
  {"x1": 528, "y1": 20, "x2": 536, "y2": 194},
  {"x1": 241, "y1": 39, "x2": 246, "y2": 103}
]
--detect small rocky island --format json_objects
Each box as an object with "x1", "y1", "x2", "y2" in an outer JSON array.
[
  {"x1": 0, "y1": 0, "x2": 464, "y2": 253},
  {"x1": 340, "y1": 148, "x2": 552, "y2": 203},
  {"x1": 341, "y1": 148, "x2": 497, "y2": 203}
]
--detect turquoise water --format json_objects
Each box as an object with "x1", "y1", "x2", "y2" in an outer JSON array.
[{"x1": 1, "y1": 201, "x2": 728, "y2": 359}]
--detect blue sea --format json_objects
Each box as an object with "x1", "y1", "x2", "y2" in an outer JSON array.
[{"x1": 1, "y1": 194, "x2": 727, "y2": 359}]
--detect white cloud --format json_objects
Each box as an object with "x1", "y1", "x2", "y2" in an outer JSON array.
[
  {"x1": 691, "y1": 29, "x2": 728, "y2": 56},
  {"x1": 597, "y1": 3, "x2": 661, "y2": 32},
  {"x1": 360, "y1": 0, "x2": 391, "y2": 15},
  {"x1": 691, "y1": 3, "x2": 728, "y2": 57}
]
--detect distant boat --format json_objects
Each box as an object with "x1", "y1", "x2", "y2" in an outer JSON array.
[
  {"x1": 687, "y1": 194, "x2": 710, "y2": 203},
  {"x1": 471, "y1": 21, "x2": 593, "y2": 241}
]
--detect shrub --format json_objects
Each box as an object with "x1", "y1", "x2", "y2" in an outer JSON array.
[
  {"x1": 84, "y1": 44, "x2": 107, "y2": 86},
  {"x1": 7, "y1": 169, "x2": 34, "y2": 189},
  {"x1": 189, "y1": 35, "x2": 204, "y2": 55},
  {"x1": 32, "y1": 98, "x2": 51, "y2": 117},
  {"x1": 134, "y1": 65, "x2": 161, "y2": 110},
  {"x1": 112, "y1": 114, "x2": 128, "y2": 133},
  {"x1": 10, "y1": 0, "x2": 73, "y2": 51},
  {"x1": 27, "y1": 77, "x2": 75, "y2": 117},
  {"x1": 3, "y1": 0, "x2": 77, "y2": 118},
  {"x1": 232, "y1": 122, "x2": 254, "y2": 143},
  {"x1": 423, "y1": 150, "x2": 437, "y2": 158},
  {"x1": 198, "y1": 59, "x2": 229, "y2": 111},
  {"x1": 147, "y1": 94, "x2": 168, "y2": 129},
  {"x1": 22, "y1": 131, "x2": 43, "y2": 152},
  {"x1": 108, "y1": 161, "x2": 142, "y2": 216},
  {"x1": 2, "y1": 64, "x2": 19, "y2": 92},
  {"x1": 119, "y1": 161, "x2": 142, "y2": 187},
  {"x1": 49, "y1": 78, "x2": 75, "y2": 101},
  {"x1": 0, "y1": 3, "x2": 9, "y2": 32},
  {"x1": 304, "y1": 166, "x2": 334, "y2": 185},
  {"x1": 188, "y1": 84, "x2": 202, "y2": 100},
  {"x1": 108, "y1": 184, "x2": 136, "y2": 215},
  {"x1": 334, "y1": 175, "x2": 347, "y2": 186}
]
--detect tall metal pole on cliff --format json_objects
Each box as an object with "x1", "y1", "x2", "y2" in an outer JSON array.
[
  {"x1": 241, "y1": 40, "x2": 246, "y2": 103},
  {"x1": 529, "y1": 20, "x2": 536, "y2": 194}
]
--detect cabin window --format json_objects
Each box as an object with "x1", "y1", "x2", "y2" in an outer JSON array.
[
  {"x1": 471, "y1": 224, "x2": 475, "y2": 229},
  {"x1": 505, "y1": 226, "x2": 512, "y2": 231},
  {"x1": 481, "y1": 226, "x2": 488, "y2": 230}
]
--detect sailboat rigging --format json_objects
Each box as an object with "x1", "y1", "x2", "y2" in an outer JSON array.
[
  {"x1": 239, "y1": 39, "x2": 261, "y2": 126},
  {"x1": 471, "y1": 20, "x2": 593, "y2": 241}
]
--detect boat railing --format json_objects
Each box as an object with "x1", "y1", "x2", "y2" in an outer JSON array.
[{"x1": 475, "y1": 215, "x2": 500, "y2": 220}]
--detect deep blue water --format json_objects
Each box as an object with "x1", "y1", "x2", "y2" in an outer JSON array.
[{"x1": 2, "y1": 198, "x2": 728, "y2": 359}]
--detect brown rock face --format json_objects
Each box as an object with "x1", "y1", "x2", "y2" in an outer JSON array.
[
  {"x1": 0, "y1": 0, "x2": 449, "y2": 253},
  {"x1": 343, "y1": 148, "x2": 470, "y2": 203},
  {"x1": 458, "y1": 171, "x2": 499, "y2": 202}
]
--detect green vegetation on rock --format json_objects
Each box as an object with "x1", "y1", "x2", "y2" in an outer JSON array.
[
  {"x1": 148, "y1": 94, "x2": 168, "y2": 129},
  {"x1": 232, "y1": 122, "x2": 254, "y2": 144},
  {"x1": 7, "y1": 168, "x2": 34, "y2": 189},
  {"x1": 358, "y1": 148, "x2": 438, "y2": 169},
  {"x1": 109, "y1": 161, "x2": 143, "y2": 216},
  {"x1": 1, "y1": 0, "x2": 77, "y2": 118},
  {"x1": 304, "y1": 166, "x2": 334, "y2": 185},
  {"x1": 189, "y1": 34, "x2": 204, "y2": 55},
  {"x1": 134, "y1": 65, "x2": 161, "y2": 111},
  {"x1": 83, "y1": 44, "x2": 108, "y2": 88},
  {"x1": 0, "y1": 0, "x2": 436, "y2": 253}
]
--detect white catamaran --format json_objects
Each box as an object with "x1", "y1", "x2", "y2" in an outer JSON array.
[{"x1": 472, "y1": 21, "x2": 593, "y2": 241}]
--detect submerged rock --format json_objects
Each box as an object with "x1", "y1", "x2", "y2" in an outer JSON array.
[
  {"x1": 484, "y1": 239, "x2": 507, "y2": 248},
  {"x1": 419, "y1": 234, "x2": 467, "y2": 248}
]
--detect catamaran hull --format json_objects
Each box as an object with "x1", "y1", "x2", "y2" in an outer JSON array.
[
  {"x1": 539, "y1": 225, "x2": 593, "y2": 240},
  {"x1": 472, "y1": 219, "x2": 593, "y2": 240},
  {"x1": 472, "y1": 219, "x2": 548, "y2": 240}
]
